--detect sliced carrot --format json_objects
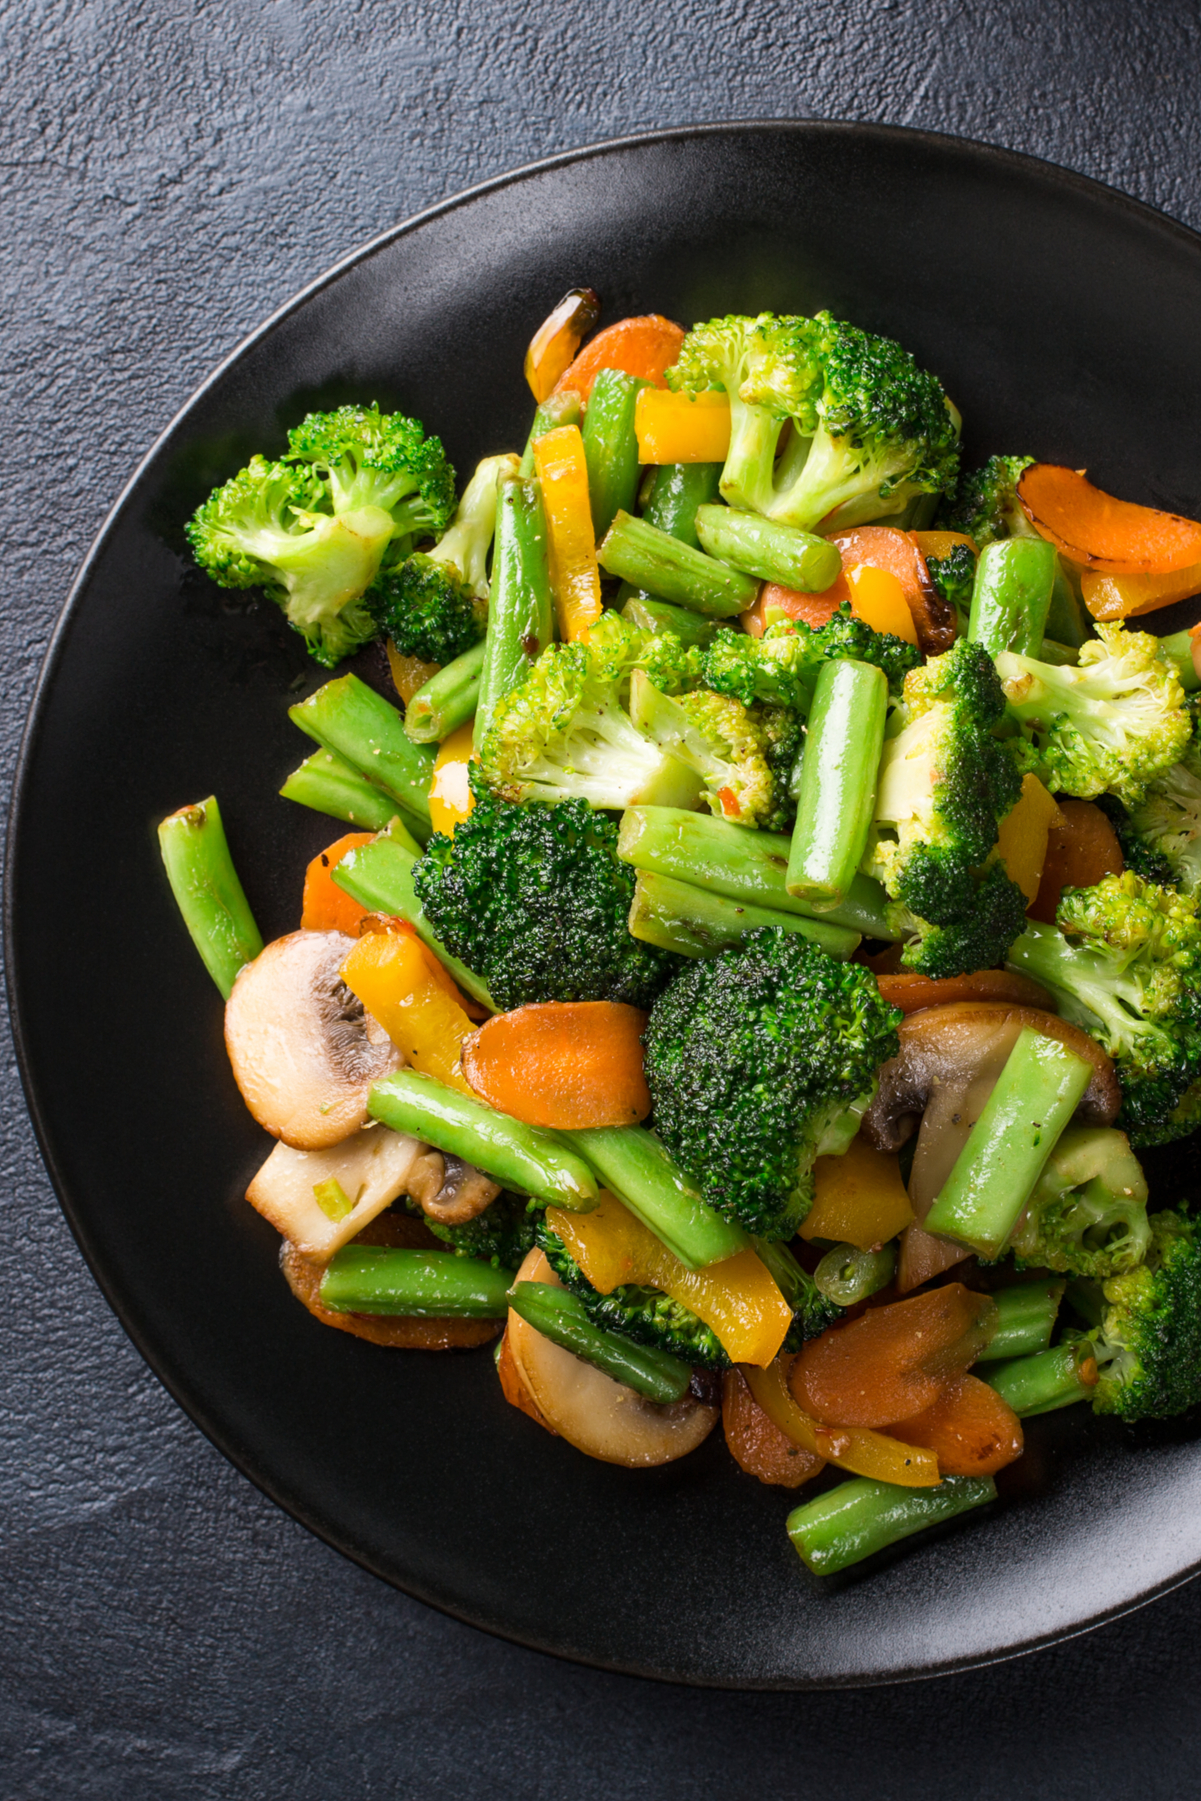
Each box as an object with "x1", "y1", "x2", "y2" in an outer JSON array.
[
  {"x1": 740, "y1": 581, "x2": 842, "y2": 637},
  {"x1": 876, "y1": 969, "x2": 1054, "y2": 1015},
  {"x1": 800, "y1": 1136, "x2": 915, "y2": 1250},
  {"x1": 789, "y1": 1283, "x2": 997, "y2": 1428},
  {"x1": 524, "y1": 288, "x2": 601, "y2": 403},
  {"x1": 553, "y1": 314, "x2": 686, "y2": 405},
  {"x1": 895, "y1": 1223, "x2": 972, "y2": 1295},
  {"x1": 743, "y1": 1358, "x2": 940, "y2": 1486},
  {"x1": 461, "y1": 1001, "x2": 651, "y2": 1129},
  {"x1": 386, "y1": 641, "x2": 439, "y2": 706},
  {"x1": 1018, "y1": 464, "x2": 1201, "y2": 575},
  {"x1": 722, "y1": 1367, "x2": 825, "y2": 1488},
  {"x1": 634, "y1": 388, "x2": 731, "y2": 464},
  {"x1": 1081, "y1": 561, "x2": 1201, "y2": 621},
  {"x1": 885, "y1": 1373, "x2": 1023, "y2": 1477},
  {"x1": 1028, "y1": 797, "x2": 1124, "y2": 926},
  {"x1": 992, "y1": 773, "x2": 1064, "y2": 905},
  {"x1": 301, "y1": 832, "x2": 377, "y2": 933}
]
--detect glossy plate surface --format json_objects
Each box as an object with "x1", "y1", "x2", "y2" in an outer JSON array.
[{"x1": 9, "y1": 123, "x2": 1201, "y2": 1688}]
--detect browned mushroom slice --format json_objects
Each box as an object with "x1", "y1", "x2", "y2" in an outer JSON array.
[
  {"x1": 404, "y1": 1150, "x2": 501, "y2": 1227},
  {"x1": 225, "y1": 930, "x2": 403, "y2": 1149},
  {"x1": 246, "y1": 1124, "x2": 425, "y2": 1260}
]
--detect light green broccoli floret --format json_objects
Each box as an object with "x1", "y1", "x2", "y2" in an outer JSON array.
[{"x1": 1009, "y1": 1126, "x2": 1151, "y2": 1279}]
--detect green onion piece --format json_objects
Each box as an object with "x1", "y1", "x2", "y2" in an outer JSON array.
[
  {"x1": 786, "y1": 1475, "x2": 997, "y2": 1576},
  {"x1": 320, "y1": 1247, "x2": 512, "y2": 1317},
  {"x1": 508, "y1": 1281, "x2": 691, "y2": 1403},
  {"x1": 312, "y1": 1178, "x2": 354, "y2": 1222},
  {"x1": 157, "y1": 796, "x2": 264, "y2": 1000}
]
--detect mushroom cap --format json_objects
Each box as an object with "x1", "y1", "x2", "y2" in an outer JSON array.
[{"x1": 225, "y1": 930, "x2": 403, "y2": 1150}]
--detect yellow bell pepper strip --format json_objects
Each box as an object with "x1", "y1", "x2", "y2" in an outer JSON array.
[
  {"x1": 524, "y1": 287, "x2": 601, "y2": 402},
  {"x1": 341, "y1": 930, "x2": 475, "y2": 1095},
  {"x1": 387, "y1": 641, "x2": 439, "y2": 706},
  {"x1": 742, "y1": 1358, "x2": 941, "y2": 1487},
  {"x1": 546, "y1": 1189, "x2": 791, "y2": 1367},
  {"x1": 800, "y1": 1136, "x2": 915, "y2": 1251},
  {"x1": 634, "y1": 389, "x2": 732, "y2": 465},
  {"x1": 1081, "y1": 560, "x2": 1201, "y2": 622},
  {"x1": 845, "y1": 563, "x2": 918, "y2": 643},
  {"x1": 532, "y1": 426, "x2": 604, "y2": 642},
  {"x1": 992, "y1": 773, "x2": 1064, "y2": 906},
  {"x1": 428, "y1": 720, "x2": 476, "y2": 837}
]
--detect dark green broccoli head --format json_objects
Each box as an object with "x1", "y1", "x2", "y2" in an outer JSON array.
[
  {"x1": 752, "y1": 700, "x2": 805, "y2": 834},
  {"x1": 925, "y1": 541, "x2": 977, "y2": 628},
  {"x1": 1091, "y1": 1209, "x2": 1201, "y2": 1420},
  {"x1": 889, "y1": 858, "x2": 1030, "y2": 981},
  {"x1": 1009, "y1": 1126, "x2": 1152, "y2": 1279},
  {"x1": 412, "y1": 778, "x2": 678, "y2": 1011},
  {"x1": 643, "y1": 928, "x2": 902, "y2": 1239},
  {"x1": 286, "y1": 403, "x2": 456, "y2": 555},
  {"x1": 1098, "y1": 795, "x2": 1177, "y2": 889},
  {"x1": 939, "y1": 454, "x2": 1036, "y2": 546},
  {"x1": 368, "y1": 553, "x2": 487, "y2": 664},
  {"x1": 701, "y1": 604, "x2": 920, "y2": 714},
  {"x1": 419, "y1": 1190, "x2": 537, "y2": 1269}
]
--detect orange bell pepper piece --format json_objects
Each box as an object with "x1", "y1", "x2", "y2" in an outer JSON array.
[
  {"x1": 340, "y1": 930, "x2": 476, "y2": 1094},
  {"x1": 524, "y1": 287, "x2": 601, "y2": 403},
  {"x1": 1018, "y1": 464, "x2": 1201, "y2": 574},
  {"x1": 992, "y1": 773, "x2": 1064, "y2": 905},
  {"x1": 633, "y1": 388, "x2": 731, "y2": 464},
  {"x1": 742, "y1": 1358, "x2": 940, "y2": 1487},
  {"x1": 428, "y1": 721, "x2": 476, "y2": 837},
  {"x1": 845, "y1": 563, "x2": 917, "y2": 641},
  {"x1": 532, "y1": 426, "x2": 603, "y2": 642},
  {"x1": 553, "y1": 315, "x2": 685, "y2": 405},
  {"x1": 301, "y1": 831, "x2": 377, "y2": 933},
  {"x1": 800, "y1": 1136, "x2": 915, "y2": 1251},
  {"x1": 911, "y1": 529, "x2": 978, "y2": 560},
  {"x1": 386, "y1": 641, "x2": 439, "y2": 706},
  {"x1": 546, "y1": 1190, "x2": 791, "y2": 1367},
  {"x1": 461, "y1": 1001, "x2": 652, "y2": 1129},
  {"x1": 1028, "y1": 797, "x2": 1124, "y2": 925},
  {"x1": 1080, "y1": 560, "x2": 1201, "y2": 621}
]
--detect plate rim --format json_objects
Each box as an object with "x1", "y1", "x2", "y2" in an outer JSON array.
[{"x1": 9, "y1": 116, "x2": 1201, "y2": 1690}]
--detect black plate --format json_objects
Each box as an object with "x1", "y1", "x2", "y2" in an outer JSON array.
[{"x1": 10, "y1": 122, "x2": 1201, "y2": 1689}]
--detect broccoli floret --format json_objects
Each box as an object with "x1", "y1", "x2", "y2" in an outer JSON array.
[
  {"x1": 753, "y1": 1236, "x2": 843, "y2": 1349},
  {"x1": 412, "y1": 779, "x2": 677, "y2": 1010},
  {"x1": 866, "y1": 639, "x2": 1027, "y2": 977},
  {"x1": 754, "y1": 700, "x2": 806, "y2": 835},
  {"x1": 1089, "y1": 1210, "x2": 1201, "y2": 1420},
  {"x1": 668, "y1": 311, "x2": 961, "y2": 532},
  {"x1": 367, "y1": 453, "x2": 516, "y2": 665},
  {"x1": 702, "y1": 604, "x2": 920, "y2": 712},
  {"x1": 1009, "y1": 872, "x2": 1201, "y2": 1146},
  {"x1": 997, "y1": 622, "x2": 1191, "y2": 809},
  {"x1": 925, "y1": 541, "x2": 977, "y2": 631},
  {"x1": 1111, "y1": 725, "x2": 1201, "y2": 897},
  {"x1": 939, "y1": 454, "x2": 1036, "y2": 546},
  {"x1": 420, "y1": 1190, "x2": 538, "y2": 1269},
  {"x1": 1009, "y1": 1126, "x2": 1152, "y2": 1278},
  {"x1": 186, "y1": 405, "x2": 455, "y2": 668},
  {"x1": 642, "y1": 929, "x2": 902, "y2": 1239},
  {"x1": 630, "y1": 677, "x2": 791, "y2": 829}
]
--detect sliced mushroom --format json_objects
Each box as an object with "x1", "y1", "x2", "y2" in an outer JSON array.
[
  {"x1": 404, "y1": 1151, "x2": 501, "y2": 1226},
  {"x1": 225, "y1": 930, "x2": 402, "y2": 1149},
  {"x1": 246, "y1": 1123, "x2": 425, "y2": 1260},
  {"x1": 502, "y1": 1249, "x2": 718, "y2": 1467}
]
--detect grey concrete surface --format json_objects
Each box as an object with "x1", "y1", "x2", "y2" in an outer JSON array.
[{"x1": 4, "y1": 1, "x2": 1201, "y2": 1794}]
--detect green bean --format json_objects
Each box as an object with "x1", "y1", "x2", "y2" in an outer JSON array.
[
  {"x1": 403, "y1": 641, "x2": 486, "y2": 745},
  {"x1": 474, "y1": 477, "x2": 554, "y2": 751},
  {"x1": 1157, "y1": 627, "x2": 1201, "y2": 694},
  {"x1": 320, "y1": 1247, "x2": 511, "y2": 1317},
  {"x1": 508, "y1": 1282, "x2": 691, "y2": 1403},
  {"x1": 786, "y1": 1476, "x2": 997, "y2": 1576},
  {"x1": 620, "y1": 593, "x2": 727, "y2": 646},
  {"x1": 641, "y1": 462, "x2": 724, "y2": 549},
  {"x1": 694, "y1": 505, "x2": 842, "y2": 593},
  {"x1": 565, "y1": 1125, "x2": 749, "y2": 1270},
  {"x1": 581, "y1": 369, "x2": 648, "y2": 539},
  {"x1": 786, "y1": 658, "x2": 887, "y2": 909},
  {"x1": 158, "y1": 796, "x2": 263, "y2": 999},
  {"x1": 983, "y1": 1338, "x2": 1096, "y2": 1415},
  {"x1": 974, "y1": 1279, "x2": 1065, "y2": 1362},
  {"x1": 628, "y1": 869, "x2": 859, "y2": 960},
  {"x1": 813, "y1": 1242, "x2": 896, "y2": 1307},
  {"x1": 597, "y1": 511, "x2": 758, "y2": 617},
  {"x1": 289, "y1": 673, "x2": 435, "y2": 832},
  {"x1": 968, "y1": 538, "x2": 1057, "y2": 656},
  {"x1": 279, "y1": 749, "x2": 405, "y2": 833}
]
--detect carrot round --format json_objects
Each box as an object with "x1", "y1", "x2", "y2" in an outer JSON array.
[
  {"x1": 553, "y1": 315, "x2": 685, "y2": 405},
  {"x1": 876, "y1": 969, "x2": 1054, "y2": 1015},
  {"x1": 461, "y1": 1001, "x2": 652, "y2": 1129},
  {"x1": 1018, "y1": 464, "x2": 1201, "y2": 575},
  {"x1": 1028, "y1": 798, "x2": 1124, "y2": 925},
  {"x1": 722, "y1": 1367, "x2": 825, "y2": 1488},
  {"x1": 885, "y1": 1373, "x2": 1023, "y2": 1477},
  {"x1": 301, "y1": 832, "x2": 377, "y2": 933},
  {"x1": 741, "y1": 580, "x2": 845, "y2": 637}
]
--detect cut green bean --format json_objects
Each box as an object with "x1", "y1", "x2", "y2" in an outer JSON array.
[
  {"x1": 983, "y1": 1338, "x2": 1096, "y2": 1415},
  {"x1": 787, "y1": 658, "x2": 887, "y2": 909},
  {"x1": 968, "y1": 538, "x2": 1057, "y2": 656},
  {"x1": 787, "y1": 1476, "x2": 997, "y2": 1576},
  {"x1": 581, "y1": 369, "x2": 648, "y2": 540},
  {"x1": 974, "y1": 1279, "x2": 1065, "y2": 1363},
  {"x1": 694, "y1": 505, "x2": 842, "y2": 593},
  {"x1": 629, "y1": 869, "x2": 859, "y2": 960},
  {"x1": 280, "y1": 748, "x2": 405, "y2": 833},
  {"x1": 158, "y1": 796, "x2": 263, "y2": 1000},
  {"x1": 520, "y1": 389, "x2": 582, "y2": 476},
  {"x1": 923, "y1": 1027, "x2": 1093, "y2": 1258},
  {"x1": 814, "y1": 1242, "x2": 896, "y2": 1307},
  {"x1": 641, "y1": 462, "x2": 724, "y2": 548},
  {"x1": 1157, "y1": 627, "x2": 1201, "y2": 694},
  {"x1": 369, "y1": 1070, "x2": 598, "y2": 1211},
  {"x1": 621, "y1": 593, "x2": 727, "y2": 647},
  {"x1": 320, "y1": 1247, "x2": 512, "y2": 1317},
  {"x1": 617, "y1": 806, "x2": 895, "y2": 940},
  {"x1": 508, "y1": 1282, "x2": 691, "y2": 1403},
  {"x1": 564, "y1": 1125, "x2": 749, "y2": 1270},
  {"x1": 1039, "y1": 637, "x2": 1080, "y2": 667},
  {"x1": 474, "y1": 477, "x2": 554, "y2": 752},
  {"x1": 598, "y1": 511, "x2": 758, "y2": 617},
  {"x1": 290, "y1": 673, "x2": 435, "y2": 832},
  {"x1": 332, "y1": 821, "x2": 494, "y2": 1009},
  {"x1": 403, "y1": 641, "x2": 486, "y2": 745}
]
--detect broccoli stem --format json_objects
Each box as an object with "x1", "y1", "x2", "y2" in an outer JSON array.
[
  {"x1": 974, "y1": 1278, "x2": 1065, "y2": 1362},
  {"x1": 520, "y1": 389, "x2": 583, "y2": 477},
  {"x1": 1157, "y1": 627, "x2": 1201, "y2": 695},
  {"x1": 786, "y1": 658, "x2": 888, "y2": 909},
  {"x1": 580, "y1": 369, "x2": 649, "y2": 540},
  {"x1": 618, "y1": 805, "x2": 896, "y2": 940},
  {"x1": 968, "y1": 538, "x2": 1057, "y2": 656},
  {"x1": 332, "y1": 821, "x2": 495, "y2": 1010},
  {"x1": 983, "y1": 1339, "x2": 1095, "y2": 1415},
  {"x1": 629, "y1": 868, "x2": 860, "y2": 960},
  {"x1": 620, "y1": 593, "x2": 728, "y2": 646},
  {"x1": 507, "y1": 1281, "x2": 692, "y2": 1402},
  {"x1": 279, "y1": 748, "x2": 410, "y2": 833},
  {"x1": 642, "y1": 462, "x2": 724, "y2": 549},
  {"x1": 813, "y1": 1242, "x2": 896, "y2": 1306},
  {"x1": 597, "y1": 511, "x2": 759, "y2": 617},
  {"x1": 694, "y1": 505, "x2": 842, "y2": 593},
  {"x1": 786, "y1": 1475, "x2": 997, "y2": 1576},
  {"x1": 564, "y1": 1124, "x2": 750, "y2": 1269},
  {"x1": 923, "y1": 1027, "x2": 1093, "y2": 1258},
  {"x1": 473, "y1": 477, "x2": 554, "y2": 752},
  {"x1": 403, "y1": 641, "x2": 486, "y2": 745},
  {"x1": 320, "y1": 1247, "x2": 511, "y2": 1317},
  {"x1": 289, "y1": 673, "x2": 435, "y2": 835},
  {"x1": 369, "y1": 1070, "x2": 598, "y2": 1211},
  {"x1": 157, "y1": 796, "x2": 264, "y2": 1000}
]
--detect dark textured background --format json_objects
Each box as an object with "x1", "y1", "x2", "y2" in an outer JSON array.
[{"x1": 4, "y1": 2, "x2": 1201, "y2": 1794}]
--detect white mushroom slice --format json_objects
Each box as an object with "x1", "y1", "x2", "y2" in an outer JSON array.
[
  {"x1": 504, "y1": 1249, "x2": 718, "y2": 1468},
  {"x1": 225, "y1": 930, "x2": 403, "y2": 1149},
  {"x1": 246, "y1": 1124, "x2": 425, "y2": 1260}
]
